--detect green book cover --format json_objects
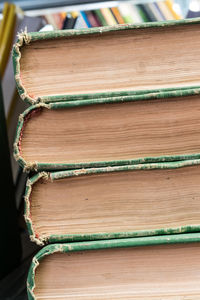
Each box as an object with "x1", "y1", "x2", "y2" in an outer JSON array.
[
  {"x1": 27, "y1": 233, "x2": 200, "y2": 299},
  {"x1": 137, "y1": 4, "x2": 157, "y2": 21},
  {"x1": 24, "y1": 160, "x2": 200, "y2": 245},
  {"x1": 117, "y1": 3, "x2": 135, "y2": 23},
  {"x1": 12, "y1": 18, "x2": 200, "y2": 106},
  {"x1": 14, "y1": 91, "x2": 200, "y2": 172},
  {"x1": 93, "y1": 9, "x2": 108, "y2": 26},
  {"x1": 135, "y1": 4, "x2": 150, "y2": 22}
]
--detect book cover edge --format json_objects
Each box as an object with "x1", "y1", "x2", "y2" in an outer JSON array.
[
  {"x1": 13, "y1": 98, "x2": 200, "y2": 172},
  {"x1": 24, "y1": 159, "x2": 200, "y2": 247},
  {"x1": 12, "y1": 17, "x2": 200, "y2": 105},
  {"x1": 27, "y1": 232, "x2": 200, "y2": 300}
]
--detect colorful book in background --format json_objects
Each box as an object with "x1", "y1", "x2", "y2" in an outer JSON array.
[
  {"x1": 165, "y1": 0, "x2": 181, "y2": 19},
  {"x1": 37, "y1": 1, "x2": 183, "y2": 30},
  {"x1": 91, "y1": 10, "x2": 102, "y2": 26},
  {"x1": 138, "y1": 4, "x2": 157, "y2": 21},
  {"x1": 100, "y1": 7, "x2": 117, "y2": 25},
  {"x1": 93, "y1": 9, "x2": 108, "y2": 26},
  {"x1": 110, "y1": 7, "x2": 125, "y2": 24},
  {"x1": 80, "y1": 10, "x2": 92, "y2": 27},
  {"x1": 51, "y1": 12, "x2": 65, "y2": 29},
  {"x1": 73, "y1": 12, "x2": 88, "y2": 29},
  {"x1": 118, "y1": 3, "x2": 134, "y2": 23},
  {"x1": 186, "y1": 9, "x2": 200, "y2": 19},
  {"x1": 153, "y1": 2, "x2": 166, "y2": 20},
  {"x1": 132, "y1": 4, "x2": 147, "y2": 23},
  {"x1": 157, "y1": 1, "x2": 175, "y2": 20},
  {"x1": 147, "y1": 2, "x2": 165, "y2": 21},
  {"x1": 62, "y1": 11, "x2": 78, "y2": 29},
  {"x1": 44, "y1": 12, "x2": 65, "y2": 30},
  {"x1": 37, "y1": 1, "x2": 183, "y2": 31},
  {"x1": 85, "y1": 10, "x2": 100, "y2": 27},
  {"x1": 135, "y1": 4, "x2": 150, "y2": 22}
]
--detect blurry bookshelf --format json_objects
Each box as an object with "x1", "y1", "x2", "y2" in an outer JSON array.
[{"x1": 0, "y1": 1, "x2": 191, "y2": 30}]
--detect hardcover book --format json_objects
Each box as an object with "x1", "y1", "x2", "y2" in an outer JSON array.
[
  {"x1": 27, "y1": 233, "x2": 200, "y2": 299},
  {"x1": 14, "y1": 93, "x2": 200, "y2": 171},
  {"x1": 25, "y1": 160, "x2": 200, "y2": 245},
  {"x1": 13, "y1": 18, "x2": 200, "y2": 106}
]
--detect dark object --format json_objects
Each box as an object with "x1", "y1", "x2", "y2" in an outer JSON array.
[
  {"x1": 186, "y1": 10, "x2": 200, "y2": 18},
  {"x1": 62, "y1": 13, "x2": 77, "y2": 29},
  {"x1": 0, "y1": 79, "x2": 21, "y2": 279},
  {"x1": 85, "y1": 10, "x2": 101, "y2": 27},
  {"x1": 137, "y1": 4, "x2": 157, "y2": 21}
]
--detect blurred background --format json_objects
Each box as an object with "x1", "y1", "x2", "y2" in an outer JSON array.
[{"x1": 0, "y1": 0, "x2": 200, "y2": 299}]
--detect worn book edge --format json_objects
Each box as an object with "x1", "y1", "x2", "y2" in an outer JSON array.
[
  {"x1": 12, "y1": 18, "x2": 200, "y2": 105},
  {"x1": 24, "y1": 159, "x2": 200, "y2": 246},
  {"x1": 27, "y1": 232, "x2": 200, "y2": 300},
  {"x1": 13, "y1": 97, "x2": 200, "y2": 172}
]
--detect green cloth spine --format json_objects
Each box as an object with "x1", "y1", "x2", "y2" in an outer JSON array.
[
  {"x1": 24, "y1": 159, "x2": 200, "y2": 246},
  {"x1": 13, "y1": 95, "x2": 200, "y2": 172},
  {"x1": 27, "y1": 232, "x2": 200, "y2": 300},
  {"x1": 12, "y1": 17, "x2": 200, "y2": 105}
]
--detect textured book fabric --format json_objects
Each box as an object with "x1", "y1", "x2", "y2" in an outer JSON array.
[
  {"x1": 12, "y1": 18, "x2": 200, "y2": 106},
  {"x1": 14, "y1": 93, "x2": 200, "y2": 171},
  {"x1": 24, "y1": 160, "x2": 200, "y2": 245},
  {"x1": 27, "y1": 233, "x2": 200, "y2": 299}
]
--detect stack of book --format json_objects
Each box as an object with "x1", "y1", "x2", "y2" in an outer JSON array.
[{"x1": 13, "y1": 17, "x2": 200, "y2": 299}]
